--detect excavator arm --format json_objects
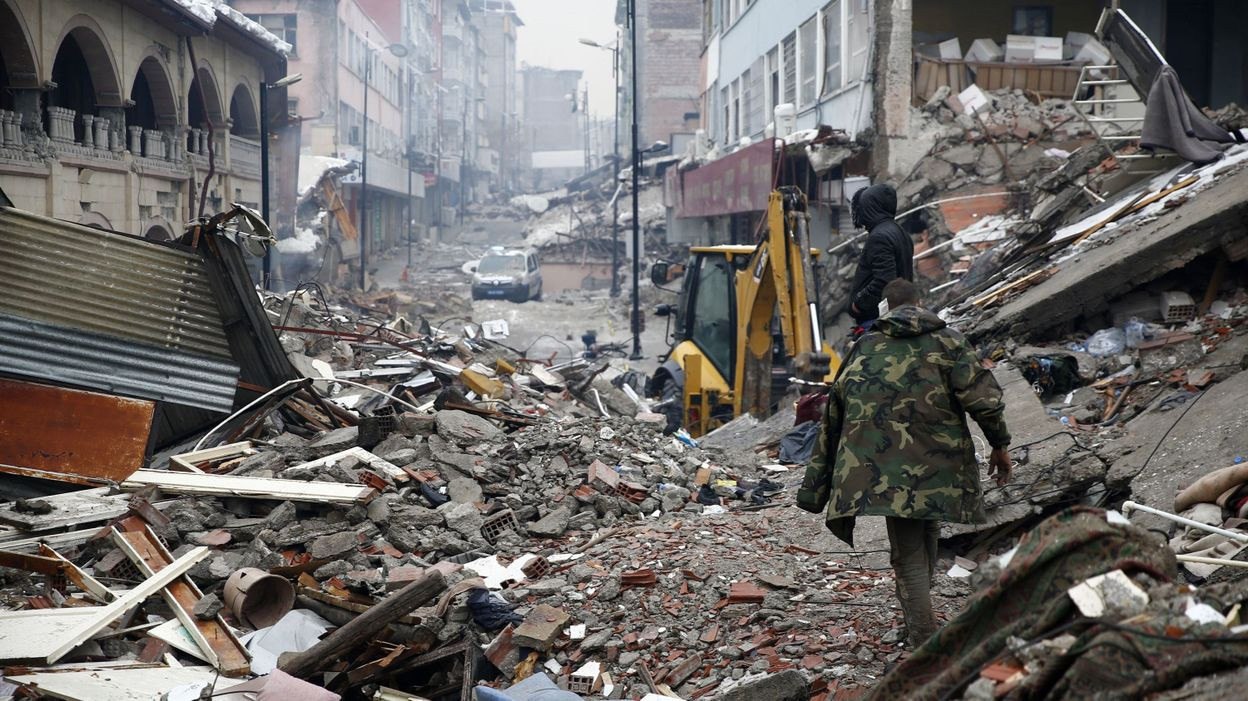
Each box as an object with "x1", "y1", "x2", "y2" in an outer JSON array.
[{"x1": 733, "y1": 188, "x2": 833, "y2": 419}]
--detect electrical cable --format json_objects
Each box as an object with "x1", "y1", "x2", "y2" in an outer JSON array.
[{"x1": 1137, "y1": 389, "x2": 1207, "y2": 475}]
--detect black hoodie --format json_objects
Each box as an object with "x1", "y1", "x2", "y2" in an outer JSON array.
[{"x1": 848, "y1": 184, "x2": 913, "y2": 323}]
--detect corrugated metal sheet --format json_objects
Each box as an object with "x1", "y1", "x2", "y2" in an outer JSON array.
[
  {"x1": 0, "y1": 315, "x2": 238, "y2": 412},
  {"x1": 0, "y1": 207, "x2": 232, "y2": 359}
]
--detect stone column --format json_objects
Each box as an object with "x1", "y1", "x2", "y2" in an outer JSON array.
[
  {"x1": 94, "y1": 118, "x2": 109, "y2": 153},
  {"x1": 81, "y1": 114, "x2": 95, "y2": 148},
  {"x1": 128, "y1": 126, "x2": 143, "y2": 154},
  {"x1": 870, "y1": 0, "x2": 914, "y2": 182}
]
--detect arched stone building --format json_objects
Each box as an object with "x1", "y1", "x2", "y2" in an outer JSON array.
[{"x1": 0, "y1": 0, "x2": 293, "y2": 239}]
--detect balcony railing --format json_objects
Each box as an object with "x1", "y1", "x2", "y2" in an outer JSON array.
[{"x1": 46, "y1": 107, "x2": 124, "y2": 161}]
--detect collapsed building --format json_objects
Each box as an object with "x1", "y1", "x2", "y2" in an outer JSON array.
[{"x1": 4, "y1": 6, "x2": 1248, "y2": 701}]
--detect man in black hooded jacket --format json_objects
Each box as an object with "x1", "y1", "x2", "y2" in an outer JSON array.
[{"x1": 848, "y1": 183, "x2": 914, "y2": 326}]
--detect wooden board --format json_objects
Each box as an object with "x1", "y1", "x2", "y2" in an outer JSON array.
[
  {"x1": 8, "y1": 665, "x2": 247, "y2": 701},
  {"x1": 967, "y1": 62, "x2": 1082, "y2": 97},
  {"x1": 0, "y1": 546, "x2": 209, "y2": 664},
  {"x1": 121, "y1": 470, "x2": 378, "y2": 504},
  {"x1": 0, "y1": 378, "x2": 154, "y2": 484},
  {"x1": 112, "y1": 526, "x2": 250, "y2": 676},
  {"x1": 0, "y1": 488, "x2": 132, "y2": 531}
]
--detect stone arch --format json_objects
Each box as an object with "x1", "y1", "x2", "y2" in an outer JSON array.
[
  {"x1": 51, "y1": 16, "x2": 123, "y2": 109},
  {"x1": 229, "y1": 82, "x2": 259, "y2": 138},
  {"x1": 144, "y1": 218, "x2": 175, "y2": 241},
  {"x1": 127, "y1": 53, "x2": 178, "y2": 131},
  {"x1": 188, "y1": 62, "x2": 225, "y2": 129},
  {"x1": 0, "y1": 0, "x2": 39, "y2": 107},
  {"x1": 78, "y1": 211, "x2": 112, "y2": 230}
]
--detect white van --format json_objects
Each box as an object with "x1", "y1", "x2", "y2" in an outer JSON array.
[{"x1": 470, "y1": 247, "x2": 543, "y2": 302}]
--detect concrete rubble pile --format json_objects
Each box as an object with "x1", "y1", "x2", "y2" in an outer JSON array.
[{"x1": 0, "y1": 266, "x2": 840, "y2": 700}]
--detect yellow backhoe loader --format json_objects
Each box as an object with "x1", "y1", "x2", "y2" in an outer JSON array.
[{"x1": 648, "y1": 188, "x2": 839, "y2": 437}]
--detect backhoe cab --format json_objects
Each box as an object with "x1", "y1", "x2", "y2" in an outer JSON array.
[{"x1": 648, "y1": 188, "x2": 838, "y2": 437}]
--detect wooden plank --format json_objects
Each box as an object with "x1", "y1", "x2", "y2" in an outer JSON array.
[
  {"x1": 40, "y1": 544, "x2": 114, "y2": 603},
  {"x1": 0, "y1": 378, "x2": 154, "y2": 484},
  {"x1": 169, "y1": 442, "x2": 256, "y2": 473},
  {"x1": 0, "y1": 547, "x2": 209, "y2": 664},
  {"x1": 291, "y1": 448, "x2": 409, "y2": 485},
  {"x1": 0, "y1": 489, "x2": 133, "y2": 531},
  {"x1": 280, "y1": 571, "x2": 447, "y2": 679},
  {"x1": 121, "y1": 470, "x2": 378, "y2": 505},
  {"x1": 8, "y1": 665, "x2": 247, "y2": 701},
  {"x1": 111, "y1": 526, "x2": 250, "y2": 677}
]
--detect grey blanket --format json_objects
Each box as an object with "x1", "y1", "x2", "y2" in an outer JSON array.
[{"x1": 1141, "y1": 66, "x2": 1235, "y2": 165}]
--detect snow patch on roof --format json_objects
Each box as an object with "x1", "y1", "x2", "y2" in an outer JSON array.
[
  {"x1": 167, "y1": 0, "x2": 292, "y2": 54},
  {"x1": 299, "y1": 155, "x2": 352, "y2": 198}
]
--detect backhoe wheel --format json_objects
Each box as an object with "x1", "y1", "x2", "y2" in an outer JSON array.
[{"x1": 659, "y1": 377, "x2": 682, "y2": 435}]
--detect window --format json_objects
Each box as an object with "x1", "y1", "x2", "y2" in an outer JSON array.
[
  {"x1": 258, "y1": 14, "x2": 297, "y2": 53},
  {"x1": 782, "y1": 32, "x2": 796, "y2": 106},
  {"x1": 721, "y1": 85, "x2": 730, "y2": 145},
  {"x1": 822, "y1": 1, "x2": 842, "y2": 94},
  {"x1": 740, "y1": 67, "x2": 752, "y2": 137},
  {"x1": 730, "y1": 78, "x2": 740, "y2": 141},
  {"x1": 799, "y1": 18, "x2": 816, "y2": 106},
  {"x1": 690, "y1": 255, "x2": 733, "y2": 377},
  {"x1": 766, "y1": 46, "x2": 780, "y2": 115},
  {"x1": 846, "y1": 0, "x2": 869, "y2": 82},
  {"x1": 287, "y1": 98, "x2": 298, "y2": 115},
  {"x1": 747, "y1": 57, "x2": 764, "y2": 134}
]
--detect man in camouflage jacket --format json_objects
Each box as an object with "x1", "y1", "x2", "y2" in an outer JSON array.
[{"x1": 797, "y1": 279, "x2": 1012, "y2": 647}]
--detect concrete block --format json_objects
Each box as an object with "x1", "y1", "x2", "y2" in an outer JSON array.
[{"x1": 512, "y1": 604, "x2": 570, "y2": 650}]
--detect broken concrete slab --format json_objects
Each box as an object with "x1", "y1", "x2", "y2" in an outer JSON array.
[
  {"x1": 306, "y1": 426, "x2": 360, "y2": 457},
  {"x1": 971, "y1": 166, "x2": 1248, "y2": 342},
  {"x1": 448, "y1": 477, "x2": 484, "y2": 504},
  {"x1": 527, "y1": 507, "x2": 572, "y2": 538},
  {"x1": 512, "y1": 603, "x2": 570, "y2": 651},
  {"x1": 435, "y1": 410, "x2": 503, "y2": 443},
  {"x1": 713, "y1": 669, "x2": 808, "y2": 700}
]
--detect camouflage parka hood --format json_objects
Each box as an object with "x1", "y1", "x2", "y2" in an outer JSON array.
[
  {"x1": 874, "y1": 305, "x2": 947, "y2": 338},
  {"x1": 796, "y1": 306, "x2": 1011, "y2": 546}
]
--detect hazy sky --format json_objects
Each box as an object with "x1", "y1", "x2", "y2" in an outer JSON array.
[{"x1": 511, "y1": 0, "x2": 619, "y2": 118}]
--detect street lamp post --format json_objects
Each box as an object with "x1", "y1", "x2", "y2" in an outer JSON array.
[
  {"x1": 359, "y1": 49, "x2": 371, "y2": 292},
  {"x1": 628, "y1": 0, "x2": 642, "y2": 361},
  {"x1": 260, "y1": 72, "x2": 302, "y2": 291},
  {"x1": 579, "y1": 36, "x2": 621, "y2": 297}
]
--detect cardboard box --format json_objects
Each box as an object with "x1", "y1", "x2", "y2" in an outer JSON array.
[
  {"x1": 1065, "y1": 31, "x2": 1095, "y2": 59},
  {"x1": 1034, "y1": 36, "x2": 1063, "y2": 62},
  {"x1": 938, "y1": 37, "x2": 962, "y2": 61},
  {"x1": 1005, "y1": 34, "x2": 1037, "y2": 63},
  {"x1": 964, "y1": 38, "x2": 1004, "y2": 63},
  {"x1": 957, "y1": 83, "x2": 992, "y2": 115},
  {"x1": 1074, "y1": 37, "x2": 1112, "y2": 66},
  {"x1": 1006, "y1": 34, "x2": 1062, "y2": 63}
]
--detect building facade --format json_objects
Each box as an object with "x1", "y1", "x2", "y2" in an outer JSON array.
[
  {"x1": 0, "y1": 0, "x2": 289, "y2": 241},
  {"x1": 519, "y1": 65, "x2": 584, "y2": 191},
  {"x1": 472, "y1": 0, "x2": 521, "y2": 197},
  {"x1": 233, "y1": 0, "x2": 421, "y2": 262},
  {"x1": 617, "y1": 0, "x2": 702, "y2": 152},
  {"x1": 702, "y1": 0, "x2": 874, "y2": 151}
]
